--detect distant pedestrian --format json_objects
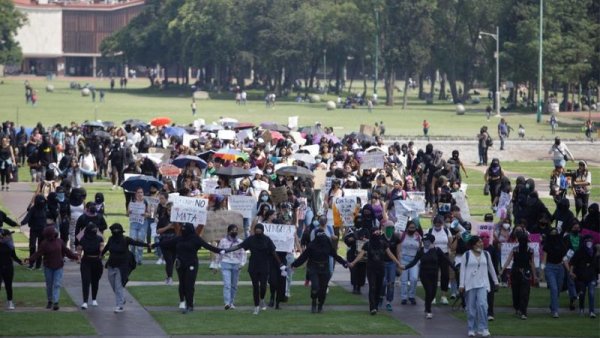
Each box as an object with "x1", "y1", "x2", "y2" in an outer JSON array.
[
  {"x1": 550, "y1": 115, "x2": 558, "y2": 134},
  {"x1": 367, "y1": 99, "x2": 373, "y2": 113},
  {"x1": 191, "y1": 100, "x2": 197, "y2": 116},
  {"x1": 485, "y1": 106, "x2": 492, "y2": 120},
  {"x1": 119, "y1": 78, "x2": 124, "y2": 89},
  {"x1": 548, "y1": 137, "x2": 574, "y2": 168},
  {"x1": 518, "y1": 124, "x2": 525, "y2": 138},
  {"x1": 110, "y1": 78, "x2": 115, "y2": 91},
  {"x1": 497, "y1": 118, "x2": 508, "y2": 150},
  {"x1": 99, "y1": 90, "x2": 105, "y2": 102},
  {"x1": 241, "y1": 91, "x2": 247, "y2": 105},
  {"x1": 423, "y1": 120, "x2": 430, "y2": 140},
  {"x1": 91, "y1": 89, "x2": 96, "y2": 102}
]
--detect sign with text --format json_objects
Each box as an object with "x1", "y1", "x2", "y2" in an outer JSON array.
[
  {"x1": 395, "y1": 214, "x2": 409, "y2": 233},
  {"x1": 128, "y1": 202, "x2": 146, "y2": 224},
  {"x1": 228, "y1": 195, "x2": 257, "y2": 219},
  {"x1": 202, "y1": 178, "x2": 219, "y2": 194},
  {"x1": 451, "y1": 190, "x2": 471, "y2": 221},
  {"x1": 496, "y1": 191, "x2": 511, "y2": 219},
  {"x1": 170, "y1": 196, "x2": 208, "y2": 224},
  {"x1": 270, "y1": 186, "x2": 288, "y2": 205},
  {"x1": 343, "y1": 189, "x2": 369, "y2": 207},
  {"x1": 263, "y1": 223, "x2": 296, "y2": 253},
  {"x1": 360, "y1": 152, "x2": 385, "y2": 170},
  {"x1": 202, "y1": 210, "x2": 244, "y2": 242},
  {"x1": 214, "y1": 188, "x2": 232, "y2": 196},
  {"x1": 333, "y1": 197, "x2": 357, "y2": 226},
  {"x1": 406, "y1": 192, "x2": 426, "y2": 213}
]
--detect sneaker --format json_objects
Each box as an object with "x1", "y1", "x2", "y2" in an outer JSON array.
[
  {"x1": 179, "y1": 301, "x2": 186, "y2": 309},
  {"x1": 552, "y1": 312, "x2": 559, "y2": 318},
  {"x1": 409, "y1": 298, "x2": 417, "y2": 305},
  {"x1": 591, "y1": 312, "x2": 597, "y2": 319},
  {"x1": 155, "y1": 258, "x2": 164, "y2": 265},
  {"x1": 401, "y1": 299, "x2": 407, "y2": 305},
  {"x1": 225, "y1": 304, "x2": 231, "y2": 310},
  {"x1": 229, "y1": 304, "x2": 235, "y2": 309},
  {"x1": 81, "y1": 302, "x2": 88, "y2": 310},
  {"x1": 521, "y1": 314, "x2": 527, "y2": 320},
  {"x1": 370, "y1": 309, "x2": 377, "y2": 315},
  {"x1": 431, "y1": 298, "x2": 437, "y2": 305},
  {"x1": 114, "y1": 306, "x2": 124, "y2": 313},
  {"x1": 253, "y1": 306, "x2": 260, "y2": 315},
  {"x1": 165, "y1": 277, "x2": 173, "y2": 285},
  {"x1": 426, "y1": 312, "x2": 433, "y2": 319},
  {"x1": 52, "y1": 303, "x2": 59, "y2": 311},
  {"x1": 91, "y1": 300, "x2": 98, "y2": 307},
  {"x1": 260, "y1": 300, "x2": 267, "y2": 310},
  {"x1": 480, "y1": 329, "x2": 491, "y2": 337},
  {"x1": 488, "y1": 315, "x2": 494, "y2": 321},
  {"x1": 46, "y1": 301, "x2": 52, "y2": 309},
  {"x1": 386, "y1": 303, "x2": 392, "y2": 311},
  {"x1": 440, "y1": 296, "x2": 449, "y2": 305},
  {"x1": 468, "y1": 331, "x2": 475, "y2": 337},
  {"x1": 7, "y1": 301, "x2": 15, "y2": 310}
]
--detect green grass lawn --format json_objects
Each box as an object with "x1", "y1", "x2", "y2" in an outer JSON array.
[
  {"x1": 0, "y1": 312, "x2": 96, "y2": 336},
  {"x1": 151, "y1": 310, "x2": 414, "y2": 335},
  {"x1": 129, "y1": 284, "x2": 365, "y2": 307},
  {"x1": 453, "y1": 312, "x2": 600, "y2": 337},
  {"x1": 12, "y1": 266, "x2": 46, "y2": 283},
  {"x1": 9, "y1": 287, "x2": 76, "y2": 307}
]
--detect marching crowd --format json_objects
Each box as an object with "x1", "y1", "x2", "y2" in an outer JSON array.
[{"x1": 0, "y1": 118, "x2": 598, "y2": 337}]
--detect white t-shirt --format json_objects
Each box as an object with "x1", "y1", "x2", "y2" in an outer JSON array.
[
  {"x1": 430, "y1": 227, "x2": 451, "y2": 254},
  {"x1": 79, "y1": 154, "x2": 95, "y2": 171},
  {"x1": 400, "y1": 233, "x2": 421, "y2": 258}
]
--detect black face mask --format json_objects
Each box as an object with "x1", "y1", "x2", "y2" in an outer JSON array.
[
  {"x1": 229, "y1": 232, "x2": 238, "y2": 238},
  {"x1": 407, "y1": 230, "x2": 416, "y2": 235}
]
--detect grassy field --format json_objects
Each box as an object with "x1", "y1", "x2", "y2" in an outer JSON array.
[
  {"x1": 0, "y1": 77, "x2": 593, "y2": 139},
  {"x1": 0, "y1": 312, "x2": 95, "y2": 336}
]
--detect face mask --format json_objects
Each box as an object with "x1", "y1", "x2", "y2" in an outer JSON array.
[
  {"x1": 229, "y1": 232, "x2": 238, "y2": 239},
  {"x1": 474, "y1": 247, "x2": 482, "y2": 253},
  {"x1": 57, "y1": 193, "x2": 65, "y2": 202},
  {"x1": 265, "y1": 169, "x2": 273, "y2": 174},
  {"x1": 261, "y1": 195, "x2": 269, "y2": 202},
  {"x1": 385, "y1": 227, "x2": 394, "y2": 238},
  {"x1": 502, "y1": 223, "x2": 510, "y2": 230},
  {"x1": 423, "y1": 241, "x2": 432, "y2": 249},
  {"x1": 585, "y1": 241, "x2": 593, "y2": 249},
  {"x1": 407, "y1": 229, "x2": 416, "y2": 235}
]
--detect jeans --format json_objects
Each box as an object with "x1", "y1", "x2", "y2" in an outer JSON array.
[
  {"x1": 499, "y1": 135, "x2": 505, "y2": 150},
  {"x1": 400, "y1": 256, "x2": 419, "y2": 301},
  {"x1": 567, "y1": 273, "x2": 577, "y2": 301},
  {"x1": 544, "y1": 263, "x2": 564, "y2": 314},
  {"x1": 553, "y1": 159, "x2": 565, "y2": 168},
  {"x1": 44, "y1": 267, "x2": 63, "y2": 303},
  {"x1": 577, "y1": 280, "x2": 597, "y2": 313},
  {"x1": 466, "y1": 287, "x2": 489, "y2": 333},
  {"x1": 382, "y1": 261, "x2": 397, "y2": 303},
  {"x1": 129, "y1": 222, "x2": 146, "y2": 264},
  {"x1": 221, "y1": 262, "x2": 241, "y2": 306},
  {"x1": 107, "y1": 267, "x2": 125, "y2": 307}
]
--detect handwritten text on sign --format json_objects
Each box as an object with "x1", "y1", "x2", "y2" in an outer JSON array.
[
  {"x1": 228, "y1": 195, "x2": 257, "y2": 219},
  {"x1": 128, "y1": 202, "x2": 146, "y2": 224},
  {"x1": 170, "y1": 196, "x2": 208, "y2": 224},
  {"x1": 263, "y1": 223, "x2": 296, "y2": 253},
  {"x1": 334, "y1": 197, "x2": 357, "y2": 226},
  {"x1": 360, "y1": 152, "x2": 385, "y2": 170}
]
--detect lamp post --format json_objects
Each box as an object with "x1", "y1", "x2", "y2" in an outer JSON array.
[
  {"x1": 536, "y1": 0, "x2": 544, "y2": 123},
  {"x1": 479, "y1": 26, "x2": 501, "y2": 117},
  {"x1": 323, "y1": 49, "x2": 327, "y2": 94}
]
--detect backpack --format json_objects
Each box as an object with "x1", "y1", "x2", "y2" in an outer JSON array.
[{"x1": 486, "y1": 135, "x2": 493, "y2": 147}]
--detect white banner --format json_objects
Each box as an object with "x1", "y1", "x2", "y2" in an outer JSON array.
[
  {"x1": 228, "y1": 195, "x2": 257, "y2": 219},
  {"x1": 451, "y1": 190, "x2": 471, "y2": 221},
  {"x1": 343, "y1": 189, "x2": 369, "y2": 207},
  {"x1": 128, "y1": 202, "x2": 146, "y2": 224},
  {"x1": 406, "y1": 192, "x2": 426, "y2": 212},
  {"x1": 288, "y1": 116, "x2": 299, "y2": 129},
  {"x1": 500, "y1": 242, "x2": 541, "y2": 268},
  {"x1": 170, "y1": 196, "x2": 208, "y2": 224},
  {"x1": 395, "y1": 214, "x2": 409, "y2": 233},
  {"x1": 263, "y1": 223, "x2": 296, "y2": 253},
  {"x1": 218, "y1": 129, "x2": 236, "y2": 140},
  {"x1": 360, "y1": 152, "x2": 385, "y2": 170},
  {"x1": 394, "y1": 200, "x2": 419, "y2": 219},
  {"x1": 334, "y1": 197, "x2": 357, "y2": 226}
]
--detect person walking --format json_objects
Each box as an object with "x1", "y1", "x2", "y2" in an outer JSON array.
[
  {"x1": 344, "y1": 227, "x2": 368, "y2": 294},
  {"x1": 427, "y1": 215, "x2": 453, "y2": 305},
  {"x1": 0, "y1": 229, "x2": 23, "y2": 310},
  {"x1": 459, "y1": 236, "x2": 499, "y2": 337},
  {"x1": 25, "y1": 226, "x2": 79, "y2": 310},
  {"x1": 156, "y1": 196, "x2": 176, "y2": 285},
  {"x1": 0, "y1": 136, "x2": 16, "y2": 191},
  {"x1": 548, "y1": 137, "x2": 574, "y2": 169},
  {"x1": 398, "y1": 220, "x2": 421, "y2": 306},
  {"x1": 381, "y1": 221, "x2": 401, "y2": 311},
  {"x1": 76, "y1": 223, "x2": 104, "y2": 310},
  {"x1": 217, "y1": 224, "x2": 246, "y2": 310},
  {"x1": 568, "y1": 235, "x2": 598, "y2": 318},
  {"x1": 541, "y1": 227, "x2": 568, "y2": 318},
  {"x1": 21, "y1": 195, "x2": 48, "y2": 270},
  {"x1": 224, "y1": 223, "x2": 284, "y2": 315},
  {"x1": 423, "y1": 120, "x2": 430, "y2": 140},
  {"x1": 191, "y1": 99, "x2": 197, "y2": 116},
  {"x1": 157, "y1": 223, "x2": 222, "y2": 314},
  {"x1": 497, "y1": 118, "x2": 509, "y2": 150},
  {"x1": 477, "y1": 126, "x2": 491, "y2": 166},
  {"x1": 499, "y1": 232, "x2": 536, "y2": 319},
  {"x1": 101, "y1": 223, "x2": 149, "y2": 313},
  {"x1": 291, "y1": 228, "x2": 348, "y2": 313},
  {"x1": 572, "y1": 161, "x2": 591, "y2": 220}
]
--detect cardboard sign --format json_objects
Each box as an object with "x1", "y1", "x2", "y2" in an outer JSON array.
[
  {"x1": 202, "y1": 178, "x2": 219, "y2": 194},
  {"x1": 501, "y1": 242, "x2": 541, "y2": 268},
  {"x1": 228, "y1": 195, "x2": 257, "y2": 219},
  {"x1": 312, "y1": 169, "x2": 328, "y2": 190},
  {"x1": 270, "y1": 186, "x2": 288, "y2": 205},
  {"x1": 360, "y1": 152, "x2": 385, "y2": 170},
  {"x1": 288, "y1": 116, "x2": 299, "y2": 130},
  {"x1": 201, "y1": 210, "x2": 244, "y2": 242},
  {"x1": 359, "y1": 124, "x2": 375, "y2": 136},
  {"x1": 128, "y1": 202, "x2": 146, "y2": 224},
  {"x1": 159, "y1": 164, "x2": 181, "y2": 176},
  {"x1": 451, "y1": 190, "x2": 471, "y2": 221},
  {"x1": 170, "y1": 196, "x2": 208, "y2": 224},
  {"x1": 217, "y1": 130, "x2": 236, "y2": 140},
  {"x1": 263, "y1": 223, "x2": 296, "y2": 253},
  {"x1": 333, "y1": 197, "x2": 357, "y2": 226},
  {"x1": 343, "y1": 189, "x2": 369, "y2": 207}
]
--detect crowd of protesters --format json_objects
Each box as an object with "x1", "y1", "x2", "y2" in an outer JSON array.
[{"x1": 0, "y1": 117, "x2": 598, "y2": 337}]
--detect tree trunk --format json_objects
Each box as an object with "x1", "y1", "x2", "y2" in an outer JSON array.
[
  {"x1": 447, "y1": 73, "x2": 459, "y2": 103},
  {"x1": 385, "y1": 70, "x2": 395, "y2": 106},
  {"x1": 402, "y1": 74, "x2": 410, "y2": 109},
  {"x1": 439, "y1": 73, "x2": 447, "y2": 100},
  {"x1": 463, "y1": 80, "x2": 472, "y2": 102},
  {"x1": 418, "y1": 73, "x2": 424, "y2": 99},
  {"x1": 429, "y1": 70, "x2": 436, "y2": 97}
]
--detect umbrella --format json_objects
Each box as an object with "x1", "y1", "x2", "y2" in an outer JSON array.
[
  {"x1": 260, "y1": 122, "x2": 290, "y2": 133},
  {"x1": 202, "y1": 123, "x2": 224, "y2": 132},
  {"x1": 269, "y1": 130, "x2": 285, "y2": 140},
  {"x1": 299, "y1": 125, "x2": 323, "y2": 135},
  {"x1": 82, "y1": 120, "x2": 105, "y2": 128},
  {"x1": 164, "y1": 126, "x2": 186, "y2": 138},
  {"x1": 123, "y1": 119, "x2": 146, "y2": 125},
  {"x1": 91, "y1": 130, "x2": 112, "y2": 140},
  {"x1": 121, "y1": 175, "x2": 164, "y2": 193},
  {"x1": 233, "y1": 122, "x2": 255, "y2": 130},
  {"x1": 218, "y1": 117, "x2": 238, "y2": 125},
  {"x1": 101, "y1": 121, "x2": 115, "y2": 129},
  {"x1": 214, "y1": 148, "x2": 249, "y2": 161},
  {"x1": 215, "y1": 166, "x2": 252, "y2": 178},
  {"x1": 150, "y1": 117, "x2": 172, "y2": 127},
  {"x1": 171, "y1": 155, "x2": 207, "y2": 169},
  {"x1": 291, "y1": 152, "x2": 316, "y2": 164},
  {"x1": 197, "y1": 150, "x2": 216, "y2": 161},
  {"x1": 158, "y1": 163, "x2": 182, "y2": 177},
  {"x1": 276, "y1": 165, "x2": 314, "y2": 178},
  {"x1": 313, "y1": 133, "x2": 340, "y2": 144}
]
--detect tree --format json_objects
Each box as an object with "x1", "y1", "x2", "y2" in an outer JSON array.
[{"x1": 0, "y1": 0, "x2": 26, "y2": 65}]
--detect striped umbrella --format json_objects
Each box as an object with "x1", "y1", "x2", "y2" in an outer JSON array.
[{"x1": 214, "y1": 148, "x2": 249, "y2": 161}]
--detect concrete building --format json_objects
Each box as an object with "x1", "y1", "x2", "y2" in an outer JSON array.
[{"x1": 12, "y1": 0, "x2": 144, "y2": 77}]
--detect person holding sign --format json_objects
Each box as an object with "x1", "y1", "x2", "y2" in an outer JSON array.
[
  {"x1": 216, "y1": 224, "x2": 246, "y2": 310},
  {"x1": 156, "y1": 223, "x2": 223, "y2": 314},
  {"x1": 499, "y1": 232, "x2": 536, "y2": 320},
  {"x1": 291, "y1": 228, "x2": 348, "y2": 313},
  {"x1": 127, "y1": 188, "x2": 149, "y2": 265},
  {"x1": 349, "y1": 227, "x2": 403, "y2": 315}
]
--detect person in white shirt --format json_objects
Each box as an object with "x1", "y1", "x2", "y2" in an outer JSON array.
[
  {"x1": 459, "y1": 236, "x2": 499, "y2": 338},
  {"x1": 217, "y1": 224, "x2": 246, "y2": 310},
  {"x1": 79, "y1": 148, "x2": 97, "y2": 183},
  {"x1": 428, "y1": 215, "x2": 452, "y2": 304},
  {"x1": 548, "y1": 136, "x2": 574, "y2": 168}
]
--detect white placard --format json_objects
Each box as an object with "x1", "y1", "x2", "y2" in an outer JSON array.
[
  {"x1": 228, "y1": 195, "x2": 257, "y2": 218},
  {"x1": 182, "y1": 134, "x2": 198, "y2": 147},
  {"x1": 218, "y1": 130, "x2": 236, "y2": 140},
  {"x1": 252, "y1": 180, "x2": 270, "y2": 193},
  {"x1": 475, "y1": 223, "x2": 495, "y2": 235},
  {"x1": 288, "y1": 116, "x2": 299, "y2": 129},
  {"x1": 170, "y1": 196, "x2": 208, "y2": 224},
  {"x1": 343, "y1": 189, "x2": 369, "y2": 207},
  {"x1": 333, "y1": 197, "x2": 357, "y2": 226},
  {"x1": 460, "y1": 183, "x2": 468, "y2": 193},
  {"x1": 406, "y1": 192, "x2": 426, "y2": 212},
  {"x1": 500, "y1": 242, "x2": 541, "y2": 268},
  {"x1": 202, "y1": 178, "x2": 219, "y2": 194},
  {"x1": 214, "y1": 188, "x2": 232, "y2": 196},
  {"x1": 451, "y1": 190, "x2": 471, "y2": 221},
  {"x1": 360, "y1": 152, "x2": 385, "y2": 170},
  {"x1": 395, "y1": 214, "x2": 409, "y2": 233},
  {"x1": 236, "y1": 129, "x2": 254, "y2": 142},
  {"x1": 497, "y1": 191, "x2": 511, "y2": 218},
  {"x1": 263, "y1": 223, "x2": 296, "y2": 253},
  {"x1": 301, "y1": 144, "x2": 320, "y2": 156},
  {"x1": 394, "y1": 200, "x2": 419, "y2": 219},
  {"x1": 128, "y1": 202, "x2": 146, "y2": 224}
]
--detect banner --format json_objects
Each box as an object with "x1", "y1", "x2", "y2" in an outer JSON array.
[
  {"x1": 394, "y1": 200, "x2": 419, "y2": 219},
  {"x1": 202, "y1": 210, "x2": 244, "y2": 242},
  {"x1": 343, "y1": 189, "x2": 369, "y2": 207},
  {"x1": 263, "y1": 223, "x2": 296, "y2": 253},
  {"x1": 170, "y1": 196, "x2": 208, "y2": 224},
  {"x1": 333, "y1": 197, "x2": 357, "y2": 226},
  {"x1": 228, "y1": 195, "x2": 257, "y2": 219},
  {"x1": 214, "y1": 188, "x2": 232, "y2": 196},
  {"x1": 217, "y1": 129, "x2": 236, "y2": 140},
  {"x1": 501, "y1": 242, "x2": 541, "y2": 268},
  {"x1": 451, "y1": 191, "x2": 471, "y2": 221},
  {"x1": 360, "y1": 152, "x2": 385, "y2": 170},
  {"x1": 128, "y1": 202, "x2": 146, "y2": 224},
  {"x1": 406, "y1": 192, "x2": 426, "y2": 213},
  {"x1": 252, "y1": 180, "x2": 270, "y2": 194}
]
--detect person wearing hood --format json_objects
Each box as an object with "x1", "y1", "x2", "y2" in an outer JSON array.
[
  {"x1": 216, "y1": 224, "x2": 247, "y2": 310},
  {"x1": 572, "y1": 161, "x2": 591, "y2": 220},
  {"x1": 157, "y1": 222, "x2": 222, "y2": 314},
  {"x1": 0, "y1": 229, "x2": 23, "y2": 310},
  {"x1": 224, "y1": 223, "x2": 284, "y2": 315},
  {"x1": 94, "y1": 192, "x2": 105, "y2": 217},
  {"x1": 552, "y1": 198, "x2": 576, "y2": 235},
  {"x1": 55, "y1": 186, "x2": 71, "y2": 243},
  {"x1": 68, "y1": 187, "x2": 86, "y2": 251},
  {"x1": 567, "y1": 235, "x2": 599, "y2": 318},
  {"x1": 291, "y1": 228, "x2": 348, "y2": 313},
  {"x1": 564, "y1": 219, "x2": 583, "y2": 311},
  {"x1": 582, "y1": 203, "x2": 599, "y2": 233},
  {"x1": 0, "y1": 210, "x2": 19, "y2": 229},
  {"x1": 343, "y1": 226, "x2": 368, "y2": 294},
  {"x1": 76, "y1": 223, "x2": 103, "y2": 310},
  {"x1": 484, "y1": 158, "x2": 504, "y2": 207},
  {"x1": 500, "y1": 232, "x2": 536, "y2": 319},
  {"x1": 349, "y1": 227, "x2": 402, "y2": 315},
  {"x1": 21, "y1": 194, "x2": 48, "y2": 269},
  {"x1": 541, "y1": 227, "x2": 568, "y2": 318},
  {"x1": 25, "y1": 226, "x2": 79, "y2": 311},
  {"x1": 101, "y1": 223, "x2": 149, "y2": 313},
  {"x1": 522, "y1": 191, "x2": 551, "y2": 234},
  {"x1": 75, "y1": 202, "x2": 107, "y2": 243}
]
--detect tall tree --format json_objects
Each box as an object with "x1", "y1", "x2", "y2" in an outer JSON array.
[{"x1": 0, "y1": 0, "x2": 26, "y2": 65}]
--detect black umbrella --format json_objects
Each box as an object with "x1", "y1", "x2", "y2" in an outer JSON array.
[
  {"x1": 82, "y1": 120, "x2": 105, "y2": 128},
  {"x1": 197, "y1": 150, "x2": 215, "y2": 161},
  {"x1": 91, "y1": 130, "x2": 112, "y2": 140},
  {"x1": 299, "y1": 125, "x2": 323, "y2": 135},
  {"x1": 260, "y1": 122, "x2": 290, "y2": 133},
  {"x1": 214, "y1": 166, "x2": 252, "y2": 178},
  {"x1": 123, "y1": 119, "x2": 146, "y2": 125},
  {"x1": 102, "y1": 121, "x2": 115, "y2": 129},
  {"x1": 121, "y1": 175, "x2": 164, "y2": 193},
  {"x1": 276, "y1": 165, "x2": 314, "y2": 178}
]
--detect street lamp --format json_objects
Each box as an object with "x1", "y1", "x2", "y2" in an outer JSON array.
[
  {"x1": 323, "y1": 49, "x2": 327, "y2": 94},
  {"x1": 536, "y1": 0, "x2": 544, "y2": 123},
  {"x1": 374, "y1": 9, "x2": 380, "y2": 95},
  {"x1": 479, "y1": 26, "x2": 501, "y2": 117}
]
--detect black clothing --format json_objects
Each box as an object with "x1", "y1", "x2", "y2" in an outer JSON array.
[
  {"x1": 101, "y1": 235, "x2": 146, "y2": 286},
  {"x1": 405, "y1": 247, "x2": 454, "y2": 313},
  {"x1": 0, "y1": 211, "x2": 18, "y2": 228},
  {"x1": 75, "y1": 214, "x2": 107, "y2": 244},
  {"x1": 344, "y1": 228, "x2": 367, "y2": 290},
  {"x1": 0, "y1": 240, "x2": 20, "y2": 301},
  {"x1": 510, "y1": 246, "x2": 534, "y2": 316},
  {"x1": 237, "y1": 234, "x2": 278, "y2": 273},
  {"x1": 542, "y1": 234, "x2": 567, "y2": 264},
  {"x1": 80, "y1": 257, "x2": 103, "y2": 302}
]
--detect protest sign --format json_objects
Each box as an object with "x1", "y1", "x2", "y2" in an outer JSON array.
[
  {"x1": 333, "y1": 197, "x2": 357, "y2": 226},
  {"x1": 301, "y1": 144, "x2": 320, "y2": 157},
  {"x1": 501, "y1": 242, "x2": 541, "y2": 268},
  {"x1": 252, "y1": 180, "x2": 270, "y2": 193},
  {"x1": 360, "y1": 152, "x2": 385, "y2": 170},
  {"x1": 182, "y1": 134, "x2": 199, "y2": 147},
  {"x1": 406, "y1": 192, "x2": 426, "y2": 213},
  {"x1": 263, "y1": 223, "x2": 296, "y2": 253},
  {"x1": 474, "y1": 222, "x2": 495, "y2": 235},
  {"x1": 214, "y1": 188, "x2": 232, "y2": 196},
  {"x1": 217, "y1": 129, "x2": 236, "y2": 140},
  {"x1": 202, "y1": 178, "x2": 219, "y2": 194},
  {"x1": 236, "y1": 128, "x2": 254, "y2": 142},
  {"x1": 496, "y1": 192, "x2": 511, "y2": 219},
  {"x1": 170, "y1": 196, "x2": 208, "y2": 224},
  {"x1": 312, "y1": 169, "x2": 328, "y2": 190},
  {"x1": 128, "y1": 202, "x2": 146, "y2": 224},
  {"x1": 359, "y1": 124, "x2": 375, "y2": 136},
  {"x1": 395, "y1": 214, "x2": 409, "y2": 233},
  {"x1": 451, "y1": 190, "x2": 471, "y2": 221},
  {"x1": 343, "y1": 189, "x2": 369, "y2": 207},
  {"x1": 202, "y1": 210, "x2": 244, "y2": 242},
  {"x1": 394, "y1": 200, "x2": 419, "y2": 219},
  {"x1": 288, "y1": 116, "x2": 299, "y2": 129},
  {"x1": 228, "y1": 195, "x2": 257, "y2": 219},
  {"x1": 144, "y1": 196, "x2": 160, "y2": 218},
  {"x1": 270, "y1": 186, "x2": 288, "y2": 205}
]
